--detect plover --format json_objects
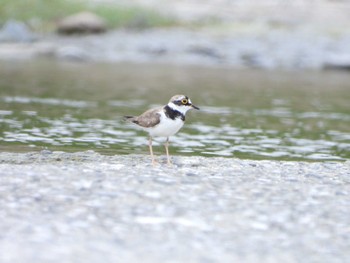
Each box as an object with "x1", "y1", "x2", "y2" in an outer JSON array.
[{"x1": 124, "y1": 95, "x2": 199, "y2": 165}]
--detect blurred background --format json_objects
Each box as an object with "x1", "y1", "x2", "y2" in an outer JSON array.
[{"x1": 0, "y1": 0, "x2": 350, "y2": 160}]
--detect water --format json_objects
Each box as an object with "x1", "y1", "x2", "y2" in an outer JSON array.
[{"x1": 0, "y1": 60, "x2": 349, "y2": 161}]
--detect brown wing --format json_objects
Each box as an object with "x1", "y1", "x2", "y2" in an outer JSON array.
[{"x1": 133, "y1": 107, "x2": 161, "y2": 128}]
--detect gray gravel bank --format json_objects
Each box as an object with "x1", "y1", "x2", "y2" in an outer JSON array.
[
  {"x1": 2, "y1": 28, "x2": 350, "y2": 70},
  {"x1": 2, "y1": 1, "x2": 350, "y2": 69},
  {"x1": 0, "y1": 151, "x2": 349, "y2": 263}
]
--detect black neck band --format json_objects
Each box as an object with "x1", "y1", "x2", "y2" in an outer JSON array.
[{"x1": 164, "y1": 105, "x2": 185, "y2": 121}]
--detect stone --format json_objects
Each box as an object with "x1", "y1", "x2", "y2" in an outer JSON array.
[
  {"x1": 57, "y1": 11, "x2": 107, "y2": 34},
  {"x1": 0, "y1": 20, "x2": 37, "y2": 43},
  {"x1": 0, "y1": 43, "x2": 54, "y2": 61},
  {"x1": 55, "y1": 45, "x2": 89, "y2": 61},
  {"x1": 323, "y1": 54, "x2": 350, "y2": 71}
]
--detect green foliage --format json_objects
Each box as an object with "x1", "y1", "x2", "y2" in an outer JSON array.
[
  {"x1": 0, "y1": 0, "x2": 83, "y2": 25},
  {"x1": 0, "y1": 0, "x2": 178, "y2": 31},
  {"x1": 93, "y1": 5, "x2": 177, "y2": 29}
]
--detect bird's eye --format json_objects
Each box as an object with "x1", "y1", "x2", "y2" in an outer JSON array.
[{"x1": 181, "y1": 98, "x2": 188, "y2": 105}]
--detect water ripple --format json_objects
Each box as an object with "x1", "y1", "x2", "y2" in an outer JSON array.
[
  {"x1": 0, "y1": 101, "x2": 349, "y2": 161},
  {"x1": 2, "y1": 96, "x2": 96, "y2": 108}
]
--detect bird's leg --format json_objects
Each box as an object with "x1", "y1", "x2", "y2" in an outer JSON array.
[
  {"x1": 164, "y1": 137, "x2": 172, "y2": 165},
  {"x1": 149, "y1": 136, "x2": 157, "y2": 165}
]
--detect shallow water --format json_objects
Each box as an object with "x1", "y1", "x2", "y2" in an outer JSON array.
[{"x1": 0, "y1": 60, "x2": 349, "y2": 161}]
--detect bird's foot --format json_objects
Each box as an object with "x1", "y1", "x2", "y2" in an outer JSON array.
[
  {"x1": 166, "y1": 157, "x2": 173, "y2": 166},
  {"x1": 151, "y1": 158, "x2": 158, "y2": 166}
]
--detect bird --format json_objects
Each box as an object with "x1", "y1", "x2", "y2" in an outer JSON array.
[{"x1": 124, "y1": 95, "x2": 199, "y2": 165}]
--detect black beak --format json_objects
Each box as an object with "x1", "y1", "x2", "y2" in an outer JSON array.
[{"x1": 191, "y1": 104, "x2": 200, "y2": 110}]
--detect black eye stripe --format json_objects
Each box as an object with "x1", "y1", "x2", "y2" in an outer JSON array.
[{"x1": 173, "y1": 96, "x2": 190, "y2": 106}]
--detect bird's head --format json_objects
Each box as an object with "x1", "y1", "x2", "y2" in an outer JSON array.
[{"x1": 168, "y1": 95, "x2": 199, "y2": 114}]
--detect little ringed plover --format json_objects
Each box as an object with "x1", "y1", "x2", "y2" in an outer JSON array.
[{"x1": 124, "y1": 94, "x2": 199, "y2": 165}]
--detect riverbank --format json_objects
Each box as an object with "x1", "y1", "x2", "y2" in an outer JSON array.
[
  {"x1": 1, "y1": 151, "x2": 349, "y2": 263},
  {"x1": 1, "y1": 26, "x2": 350, "y2": 70},
  {"x1": 1, "y1": 1, "x2": 350, "y2": 69}
]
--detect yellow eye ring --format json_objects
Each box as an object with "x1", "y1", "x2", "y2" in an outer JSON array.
[{"x1": 181, "y1": 98, "x2": 188, "y2": 105}]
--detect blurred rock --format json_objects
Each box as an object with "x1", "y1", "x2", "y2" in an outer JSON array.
[
  {"x1": 56, "y1": 46, "x2": 89, "y2": 61},
  {"x1": 0, "y1": 43, "x2": 54, "y2": 60},
  {"x1": 57, "y1": 12, "x2": 107, "y2": 34},
  {"x1": 187, "y1": 45, "x2": 223, "y2": 60},
  {"x1": 0, "y1": 20, "x2": 37, "y2": 43},
  {"x1": 139, "y1": 46, "x2": 167, "y2": 56},
  {"x1": 323, "y1": 55, "x2": 350, "y2": 71}
]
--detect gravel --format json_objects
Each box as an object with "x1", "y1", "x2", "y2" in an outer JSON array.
[
  {"x1": 2, "y1": 28, "x2": 350, "y2": 70},
  {"x1": 0, "y1": 150, "x2": 349, "y2": 263}
]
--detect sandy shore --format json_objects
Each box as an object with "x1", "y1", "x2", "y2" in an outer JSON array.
[{"x1": 0, "y1": 151, "x2": 349, "y2": 263}]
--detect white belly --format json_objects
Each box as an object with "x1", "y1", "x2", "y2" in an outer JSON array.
[{"x1": 146, "y1": 113, "x2": 184, "y2": 137}]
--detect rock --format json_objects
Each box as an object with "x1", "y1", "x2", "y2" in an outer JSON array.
[
  {"x1": 323, "y1": 54, "x2": 350, "y2": 71},
  {"x1": 187, "y1": 45, "x2": 223, "y2": 60},
  {"x1": 57, "y1": 12, "x2": 107, "y2": 34},
  {"x1": 0, "y1": 20, "x2": 37, "y2": 43},
  {"x1": 55, "y1": 45, "x2": 89, "y2": 61},
  {"x1": 0, "y1": 43, "x2": 54, "y2": 61}
]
